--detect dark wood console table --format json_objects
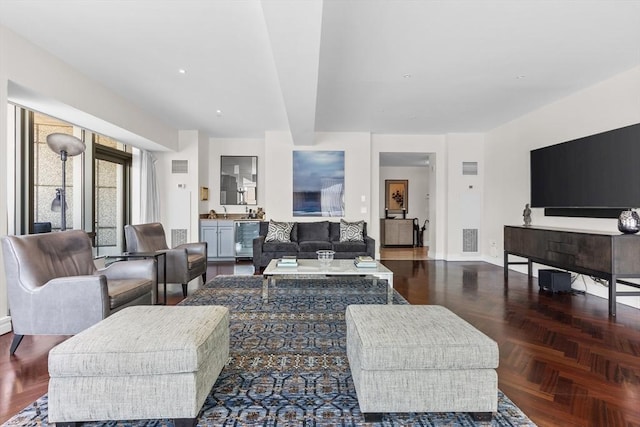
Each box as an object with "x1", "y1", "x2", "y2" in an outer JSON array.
[
  {"x1": 504, "y1": 225, "x2": 640, "y2": 317},
  {"x1": 381, "y1": 219, "x2": 415, "y2": 247}
]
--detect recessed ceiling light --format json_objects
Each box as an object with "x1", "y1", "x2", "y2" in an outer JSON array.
[
  {"x1": 403, "y1": 74, "x2": 412, "y2": 78},
  {"x1": 516, "y1": 75, "x2": 526, "y2": 79},
  {"x1": 216, "y1": 109, "x2": 222, "y2": 116},
  {"x1": 178, "y1": 69, "x2": 187, "y2": 74}
]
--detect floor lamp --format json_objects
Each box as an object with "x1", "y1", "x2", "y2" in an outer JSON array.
[{"x1": 46, "y1": 133, "x2": 86, "y2": 231}]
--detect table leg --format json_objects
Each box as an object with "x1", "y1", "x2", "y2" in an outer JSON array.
[
  {"x1": 609, "y1": 274, "x2": 617, "y2": 317},
  {"x1": 372, "y1": 275, "x2": 393, "y2": 304},
  {"x1": 262, "y1": 277, "x2": 269, "y2": 303},
  {"x1": 154, "y1": 257, "x2": 159, "y2": 305},
  {"x1": 504, "y1": 251, "x2": 508, "y2": 280},
  {"x1": 163, "y1": 254, "x2": 167, "y2": 305}
]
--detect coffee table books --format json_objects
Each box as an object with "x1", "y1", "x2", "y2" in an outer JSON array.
[
  {"x1": 277, "y1": 256, "x2": 298, "y2": 267},
  {"x1": 354, "y1": 256, "x2": 377, "y2": 268}
]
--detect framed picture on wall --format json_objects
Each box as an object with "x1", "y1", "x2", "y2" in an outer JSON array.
[
  {"x1": 385, "y1": 179, "x2": 408, "y2": 214},
  {"x1": 293, "y1": 151, "x2": 345, "y2": 217},
  {"x1": 200, "y1": 187, "x2": 209, "y2": 201}
]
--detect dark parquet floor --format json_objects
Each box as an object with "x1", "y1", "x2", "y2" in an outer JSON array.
[{"x1": 1, "y1": 260, "x2": 639, "y2": 426}]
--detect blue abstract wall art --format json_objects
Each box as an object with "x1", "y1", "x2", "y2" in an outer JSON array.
[{"x1": 293, "y1": 151, "x2": 345, "y2": 217}]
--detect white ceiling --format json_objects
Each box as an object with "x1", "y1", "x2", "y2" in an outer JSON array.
[{"x1": 1, "y1": 0, "x2": 639, "y2": 146}]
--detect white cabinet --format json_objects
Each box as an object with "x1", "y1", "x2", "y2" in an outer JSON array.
[{"x1": 200, "y1": 220, "x2": 235, "y2": 260}]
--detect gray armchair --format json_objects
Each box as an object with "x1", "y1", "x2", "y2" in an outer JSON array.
[
  {"x1": 1, "y1": 230, "x2": 155, "y2": 355},
  {"x1": 124, "y1": 222, "x2": 207, "y2": 298}
]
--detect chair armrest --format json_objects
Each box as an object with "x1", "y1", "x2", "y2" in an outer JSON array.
[
  {"x1": 97, "y1": 259, "x2": 156, "y2": 281},
  {"x1": 161, "y1": 247, "x2": 189, "y2": 267},
  {"x1": 155, "y1": 247, "x2": 194, "y2": 284},
  {"x1": 175, "y1": 242, "x2": 207, "y2": 257},
  {"x1": 253, "y1": 236, "x2": 265, "y2": 269},
  {"x1": 364, "y1": 235, "x2": 376, "y2": 258},
  {"x1": 26, "y1": 276, "x2": 110, "y2": 334}
]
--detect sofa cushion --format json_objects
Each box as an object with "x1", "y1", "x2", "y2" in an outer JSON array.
[
  {"x1": 263, "y1": 241, "x2": 299, "y2": 252},
  {"x1": 107, "y1": 279, "x2": 153, "y2": 310},
  {"x1": 265, "y1": 221, "x2": 294, "y2": 242},
  {"x1": 329, "y1": 222, "x2": 341, "y2": 241},
  {"x1": 187, "y1": 253, "x2": 206, "y2": 269},
  {"x1": 289, "y1": 223, "x2": 298, "y2": 242},
  {"x1": 340, "y1": 220, "x2": 364, "y2": 242},
  {"x1": 296, "y1": 221, "x2": 330, "y2": 242},
  {"x1": 332, "y1": 241, "x2": 367, "y2": 253},
  {"x1": 299, "y1": 241, "x2": 333, "y2": 252}
]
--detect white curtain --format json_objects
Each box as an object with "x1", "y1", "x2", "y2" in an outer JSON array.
[{"x1": 140, "y1": 150, "x2": 160, "y2": 223}]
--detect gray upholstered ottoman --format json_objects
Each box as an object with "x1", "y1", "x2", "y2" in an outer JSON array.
[
  {"x1": 346, "y1": 305, "x2": 499, "y2": 422},
  {"x1": 48, "y1": 305, "x2": 229, "y2": 426}
]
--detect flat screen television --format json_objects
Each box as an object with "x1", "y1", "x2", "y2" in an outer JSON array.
[{"x1": 530, "y1": 123, "x2": 640, "y2": 218}]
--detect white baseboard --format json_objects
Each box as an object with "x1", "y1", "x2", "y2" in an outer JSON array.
[
  {"x1": 482, "y1": 255, "x2": 503, "y2": 267},
  {"x1": 445, "y1": 255, "x2": 483, "y2": 262},
  {"x1": 0, "y1": 316, "x2": 12, "y2": 335}
]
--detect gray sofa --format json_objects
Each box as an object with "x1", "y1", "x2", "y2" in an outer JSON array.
[{"x1": 253, "y1": 221, "x2": 375, "y2": 270}]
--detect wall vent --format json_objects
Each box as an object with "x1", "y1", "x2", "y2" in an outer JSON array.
[
  {"x1": 462, "y1": 161, "x2": 478, "y2": 175},
  {"x1": 172, "y1": 160, "x2": 188, "y2": 174},
  {"x1": 171, "y1": 229, "x2": 188, "y2": 247},
  {"x1": 462, "y1": 228, "x2": 478, "y2": 252}
]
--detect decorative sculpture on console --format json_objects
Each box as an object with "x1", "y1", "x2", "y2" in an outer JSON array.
[
  {"x1": 523, "y1": 203, "x2": 532, "y2": 226},
  {"x1": 618, "y1": 209, "x2": 640, "y2": 234}
]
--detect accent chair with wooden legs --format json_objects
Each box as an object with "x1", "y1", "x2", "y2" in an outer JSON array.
[{"x1": 124, "y1": 222, "x2": 207, "y2": 297}]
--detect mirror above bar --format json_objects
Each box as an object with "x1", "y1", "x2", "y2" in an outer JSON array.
[{"x1": 220, "y1": 156, "x2": 258, "y2": 205}]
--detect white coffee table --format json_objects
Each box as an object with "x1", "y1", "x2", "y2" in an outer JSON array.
[{"x1": 262, "y1": 259, "x2": 394, "y2": 303}]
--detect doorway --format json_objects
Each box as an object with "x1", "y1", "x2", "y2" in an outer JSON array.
[
  {"x1": 94, "y1": 143, "x2": 131, "y2": 257},
  {"x1": 378, "y1": 152, "x2": 433, "y2": 258}
]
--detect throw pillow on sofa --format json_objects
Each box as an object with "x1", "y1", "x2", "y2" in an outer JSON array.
[
  {"x1": 265, "y1": 221, "x2": 294, "y2": 242},
  {"x1": 340, "y1": 219, "x2": 364, "y2": 242}
]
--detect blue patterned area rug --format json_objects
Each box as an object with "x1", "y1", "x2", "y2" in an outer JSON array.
[{"x1": 4, "y1": 276, "x2": 536, "y2": 426}]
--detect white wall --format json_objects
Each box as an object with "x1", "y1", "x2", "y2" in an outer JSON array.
[
  {"x1": 484, "y1": 65, "x2": 640, "y2": 308},
  {"x1": 263, "y1": 131, "x2": 373, "y2": 226},
  {"x1": 445, "y1": 133, "x2": 485, "y2": 260},
  {"x1": 0, "y1": 64, "x2": 8, "y2": 334},
  {"x1": 198, "y1": 132, "x2": 210, "y2": 215},
  {"x1": 154, "y1": 131, "x2": 204, "y2": 244}
]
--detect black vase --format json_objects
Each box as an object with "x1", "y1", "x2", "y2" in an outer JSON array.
[{"x1": 617, "y1": 210, "x2": 640, "y2": 234}]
